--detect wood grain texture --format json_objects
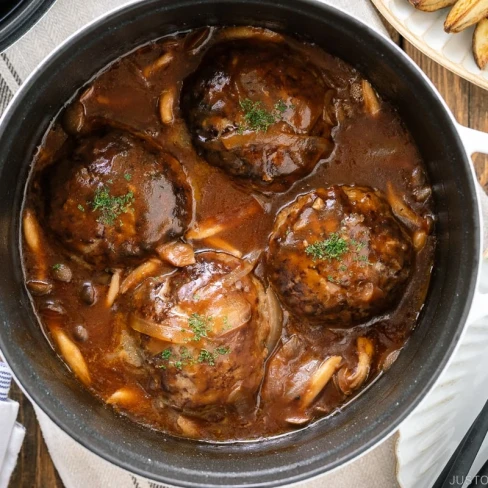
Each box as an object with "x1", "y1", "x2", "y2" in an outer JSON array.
[{"x1": 7, "y1": 17, "x2": 488, "y2": 488}]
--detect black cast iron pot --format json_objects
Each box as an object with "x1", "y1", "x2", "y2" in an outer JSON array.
[
  {"x1": 0, "y1": 1, "x2": 483, "y2": 486},
  {"x1": 0, "y1": 0, "x2": 55, "y2": 52}
]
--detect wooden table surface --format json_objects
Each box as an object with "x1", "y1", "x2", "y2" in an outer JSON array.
[{"x1": 7, "y1": 10, "x2": 488, "y2": 488}]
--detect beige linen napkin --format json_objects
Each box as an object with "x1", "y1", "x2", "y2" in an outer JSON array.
[{"x1": 0, "y1": 0, "x2": 402, "y2": 486}]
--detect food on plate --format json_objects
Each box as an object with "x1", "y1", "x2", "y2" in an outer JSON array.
[
  {"x1": 474, "y1": 17, "x2": 488, "y2": 68},
  {"x1": 444, "y1": 0, "x2": 488, "y2": 33},
  {"x1": 21, "y1": 26, "x2": 435, "y2": 441},
  {"x1": 408, "y1": 0, "x2": 456, "y2": 11},
  {"x1": 408, "y1": 0, "x2": 488, "y2": 69}
]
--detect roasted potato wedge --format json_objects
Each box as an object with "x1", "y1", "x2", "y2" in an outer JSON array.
[
  {"x1": 445, "y1": 0, "x2": 488, "y2": 33},
  {"x1": 474, "y1": 17, "x2": 488, "y2": 68},
  {"x1": 409, "y1": 0, "x2": 456, "y2": 12}
]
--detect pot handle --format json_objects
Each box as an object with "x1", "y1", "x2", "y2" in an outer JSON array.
[{"x1": 456, "y1": 123, "x2": 488, "y2": 324}]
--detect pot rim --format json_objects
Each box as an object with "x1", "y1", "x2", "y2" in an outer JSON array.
[
  {"x1": 0, "y1": 0, "x2": 482, "y2": 486},
  {"x1": 0, "y1": 0, "x2": 56, "y2": 53}
]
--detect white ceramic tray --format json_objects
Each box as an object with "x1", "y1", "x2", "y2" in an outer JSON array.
[{"x1": 372, "y1": 0, "x2": 488, "y2": 90}]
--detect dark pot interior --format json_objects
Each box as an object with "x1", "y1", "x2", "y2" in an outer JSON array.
[
  {"x1": 0, "y1": 0, "x2": 55, "y2": 53},
  {"x1": 0, "y1": 1, "x2": 480, "y2": 486}
]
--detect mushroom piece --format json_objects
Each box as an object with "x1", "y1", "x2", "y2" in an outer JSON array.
[
  {"x1": 386, "y1": 181, "x2": 426, "y2": 231},
  {"x1": 106, "y1": 387, "x2": 141, "y2": 406},
  {"x1": 156, "y1": 241, "x2": 195, "y2": 267},
  {"x1": 23, "y1": 209, "x2": 42, "y2": 254},
  {"x1": 176, "y1": 415, "x2": 200, "y2": 438},
  {"x1": 142, "y1": 51, "x2": 174, "y2": 78},
  {"x1": 119, "y1": 259, "x2": 162, "y2": 295},
  {"x1": 51, "y1": 327, "x2": 91, "y2": 385},
  {"x1": 51, "y1": 264, "x2": 73, "y2": 283},
  {"x1": 336, "y1": 337, "x2": 374, "y2": 395},
  {"x1": 159, "y1": 87, "x2": 176, "y2": 125},
  {"x1": 217, "y1": 26, "x2": 284, "y2": 42},
  {"x1": 203, "y1": 236, "x2": 242, "y2": 258},
  {"x1": 27, "y1": 280, "x2": 53, "y2": 296},
  {"x1": 106, "y1": 269, "x2": 122, "y2": 308},
  {"x1": 300, "y1": 356, "x2": 342, "y2": 408},
  {"x1": 361, "y1": 80, "x2": 381, "y2": 116}
]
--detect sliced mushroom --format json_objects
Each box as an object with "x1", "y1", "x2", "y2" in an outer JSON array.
[
  {"x1": 203, "y1": 236, "x2": 242, "y2": 258},
  {"x1": 336, "y1": 337, "x2": 374, "y2": 395},
  {"x1": 218, "y1": 26, "x2": 284, "y2": 43},
  {"x1": 62, "y1": 101, "x2": 86, "y2": 135},
  {"x1": 176, "y1": 415, "x2": 200, "y2": 438},
  {"x1": 159, "y1": 87, "x2": 176, "y2": 125},
  {"x1": 362, "y1": 80, "x2": 381, "y2": 117},
  {"x1": 386, "y1": 182, "x2": 426, "y2": 231},
  {"x1": 51, "y1": 264, "x2": 73, "y2": 283},
  {"x1": 80, "y1": 282, "x2": 97, "y2": 305},
  {"x1": 143, "y1": 52, "x2": 174, "y2": 78},
  {"x1": 23, "y1": 210, "x2": 42, "y2": 254},
  {"x1": 381, "y1": 349, "x2": 401, "y2": 372},
  {"x1": 120, "y1": 259, "x2": 161, "y2": 295},
  {"x1": 106, "y1": 269, "x2": 122, "y2": 308},
  {"x1": 156, "y1": 241, "x2": 195, "y2": 267},
  {"x1": 413, "y1": 229, "x2": 428, "y2": 252},
  {"x1": 106, "y1": 387, "x2": 141, "y2": 406},
  {"x1": 51, "y1": 327, "x2": 91, "y2": 385},
  {"x1": 27, "y1": 280, "x2": 53, "y2": 296},
  {"x1": 300, "y1": 356, "x2": 342, "y2": 408}
]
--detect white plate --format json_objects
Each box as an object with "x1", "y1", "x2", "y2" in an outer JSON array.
[
  {"x1": 371, "y1": 0, "x2": 488, "y2": 90},
  {"x1": 396, "y1": 259, "x2": 488, "y2": 487}
]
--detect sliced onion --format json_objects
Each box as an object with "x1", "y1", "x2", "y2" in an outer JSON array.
[
  {"x1": 196, "y1": 260, "x2": 255, "y2": 300},
  {"x1": 120, "y1": 259, "x2": 161, "y2": 295},
  {"x1": 129, "y1": 314, "x2": 192, "y2": 344},
  {"x1": 264, "y1": 287, "x2": 283, "y2": 354},
  {"x1": 210, "y1": 294, "x2": 252, "y2": 336},
  {"x1": 184, "y1": 27, "x2": 214, "y2": 53}
]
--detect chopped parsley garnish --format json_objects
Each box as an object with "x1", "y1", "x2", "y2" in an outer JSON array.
[
  {"x1": 161, "y1": 349, "x2": 172, "y2": 360},
  {"x1": 305, "y1": 233, "x2": 349, "y2": 261},
  {"x1": 188, "y1": 313, "x2": 213, "y2": 341},
  {"x1": 198, "y1": 349, "x2": 215, "y2": 366},
  {"x1": 238, "y1": 98, "x2": 292, "y2": 133},
  {"x1": 216, "y1": 346, "x2": 230, "y2": 355},
  {"x1": 124, "y1": 173, "x2": 132, "y2": 181},
  {"x1": 52, "y1": 263, "x2": 62, "y2": 271},
  {"x1": 174, "y1": 361, "x2": 183, "y2": 370},
  {"x1": 91, "y1": 185, "x2": 134, "y2": 226},
  {"x1": 327, "y1": 275, "x2": 338, "y2": 284},
  {"x1": 222, "y1": 316, "x2": 231, "y2": 330},
  {"x1": 274, "y1": 99, "x2": 288, "y2": 114},
  {"x1": 77, "y1": 204, "x2": 85, "y2": 212},
  {"x1": 339, "y1": 265, "x2": 348, "y2": 272}
]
